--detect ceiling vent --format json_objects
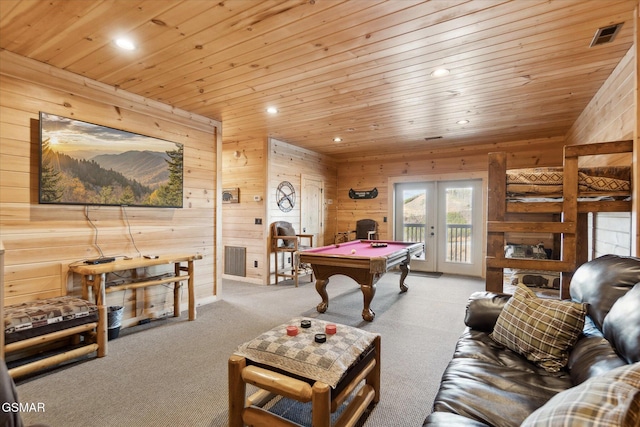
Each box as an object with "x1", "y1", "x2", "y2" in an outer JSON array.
[{"x1": 590, "y1": 23, "x2": 623, "y2": 47}]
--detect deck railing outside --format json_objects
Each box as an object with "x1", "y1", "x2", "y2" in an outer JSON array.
[
  {"x1": 403, "y1": 223, "x2": 472, "y2": 263},
  {"x1": 403, "y1": 223, "x2": 426, "y2": 242},
  {"x1": 446, "y1": 224, "x2": 472, "y2": 263}
]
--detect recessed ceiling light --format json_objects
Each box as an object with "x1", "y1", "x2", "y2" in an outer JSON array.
[
  {"x1": 115, "y1": 38, "x2": 136, "y2": 51},
  {"x1": 266, "y1": 107, "x2": 278, "y2": 114},
  {"x1": 333, "y1": 137, "x2": 342, "y2": 142},
  {"x1": 431, "y1": 68, "x2": 450, "y2": 77},
  {"x1": 456, "y1": 119, "x2": 469, "y2": 125}
]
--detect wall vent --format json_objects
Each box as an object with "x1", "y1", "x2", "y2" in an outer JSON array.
[
  {"x1": 224, "y1": 246, "x2": 246, "y2": 277},
  {"x1": 590, "y1": 23, "x2": 623, "y2": 47}
]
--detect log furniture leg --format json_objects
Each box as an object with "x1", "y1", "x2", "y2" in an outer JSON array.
[
  {"x1": 97, "y1": 304, "x2": 107, "y2": 357},
  {"x1": 174, "y1": 261, "x2": 181, "y2": 318},
  {"x1": 187, "y1": 259, "x2": 196, "y2": 320},
  {"x1": 228, "y1": 355, "x2": 247, "y2": 427},
  {"x1": 368, "y1": 335, "x2": 381, "y2": 403},
  {"x1": 312, "y1": 382, "x2": 331, "y2": 427}
]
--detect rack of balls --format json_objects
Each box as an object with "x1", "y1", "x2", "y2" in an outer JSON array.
[{"x1": 370, "y1": 242, "x2": 388, "y2": 248}]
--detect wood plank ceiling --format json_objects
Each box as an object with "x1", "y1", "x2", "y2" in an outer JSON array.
[{"x1": 0, "y1": 0, "x2": 636, "y2": 158}]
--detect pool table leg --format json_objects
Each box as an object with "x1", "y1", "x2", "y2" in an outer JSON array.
[
  {"x1": 398, "y1": 261, "x2": 410, "y2": 293},
  {"x1": 316, "y1": 278, "x2": 329, "y2": 313},
  {"x1": 361, "y1": 282, "x2": 376, "y2": 321}
]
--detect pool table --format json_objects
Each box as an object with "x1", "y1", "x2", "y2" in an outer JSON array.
[{"x1": 299, "y1": 240, "x2": 424, "y2": 321}]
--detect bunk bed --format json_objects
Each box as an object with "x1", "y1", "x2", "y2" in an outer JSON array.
[{"x1": 486, "y1": 140, "x2": 633, "y2": 299}]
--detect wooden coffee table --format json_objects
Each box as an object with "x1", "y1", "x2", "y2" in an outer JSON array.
[{"x1": 228, "y1": 317, "x2": 381, "y2": 427}]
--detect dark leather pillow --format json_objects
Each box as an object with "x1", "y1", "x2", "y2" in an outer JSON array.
[
  {"x1": 603, "y1": 282, "x2": 640, "y2": 364},
  {"x1": 464, "y1": 292, "x2": 512, "y2": 332},
  {"x1": 570, "y1": 255, "x2": 640, "y2": 331},
  {"x1": 567, "y1": 333, "x2": 626, "y2": 385}
]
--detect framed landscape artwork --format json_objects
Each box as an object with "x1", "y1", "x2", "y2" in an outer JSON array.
[{"x1": 39, "y1": 112, "x2": 184, "y2": 208}]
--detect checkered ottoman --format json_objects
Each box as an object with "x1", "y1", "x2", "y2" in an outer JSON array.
[{"x1": 229, "y1": 317, "x2": 381, "y2": 427}]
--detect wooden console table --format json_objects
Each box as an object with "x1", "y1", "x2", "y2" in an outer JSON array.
[{"x1": 70, "y1": 254, "x2": 201, "y2": 353}]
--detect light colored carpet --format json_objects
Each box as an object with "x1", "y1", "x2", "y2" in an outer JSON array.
[{"x1": 15, "y1": 272, "x2": 484, "y2": 427}]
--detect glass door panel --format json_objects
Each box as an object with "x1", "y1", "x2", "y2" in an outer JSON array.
[
  {"x1": 437, "y1": 180, "x2": 482, "y2": 276},
  {"x1": 394, "y1": 182, "x2": 435, "y2": 271},
  {"x1": 444, "y1": 187, "x2": 473, "y2": 264}
]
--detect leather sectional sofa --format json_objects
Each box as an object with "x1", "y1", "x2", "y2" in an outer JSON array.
[{"x1": 424, "y1": 254, "x2": 640, "y2": 426}]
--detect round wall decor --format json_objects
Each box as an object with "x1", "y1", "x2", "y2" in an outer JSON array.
[{"x1": 276, "y1": 181, "x2": 296, "y2": 212}]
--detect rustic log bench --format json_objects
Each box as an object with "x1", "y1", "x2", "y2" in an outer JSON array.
[{"x1": 3, "y1": 296, "x2": 106, "y2": 378}]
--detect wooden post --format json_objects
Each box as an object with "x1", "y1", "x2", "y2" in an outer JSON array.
[
  {"x1": 174, "y1": 261, "x2": 181, "y2": 318},
  {"x1": 188, "y1": 259, "x2": 196, "y2": 320},
  {"x1": 368, "y1": 335, "x2": 381, "y2": 403},
  {"x1": 228, "y1": 355, "x2": 247, "y2": 427},
  {"x1": 561, "y1": 147, "x2": 578, "y2": 299},
  {"x1": 486, "y1": 152, "x2": 507, "y2": 293},
  {"x1": 311, "y1": 381, "x2": 331, "y2": 427},
  {"x1": 97, "y1": 305, "x2": 107, "y2": 357},
  {"x1": 96, "y1": 273, "x2": 106, "y2": 306}
]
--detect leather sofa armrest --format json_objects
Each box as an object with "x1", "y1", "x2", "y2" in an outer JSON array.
[{"x1": 464, "y1": 291, "x2": 512, "y2": 332}]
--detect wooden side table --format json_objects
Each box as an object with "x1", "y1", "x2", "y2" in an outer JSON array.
[{"x1": 70, "y1": 254, "x2": 200, "y2": 355}]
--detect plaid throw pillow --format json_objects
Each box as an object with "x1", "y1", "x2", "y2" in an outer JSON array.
[
  {"x1": 490, "y1": 284, "x2": 587, "y2": 372},
  {"x1": 522, "y1": 362, "x2": 640, "y2": 427}
]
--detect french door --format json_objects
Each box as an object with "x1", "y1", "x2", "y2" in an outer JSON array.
[{"x1": 394, "y1": 180, "x2": 483, "y2": 276}]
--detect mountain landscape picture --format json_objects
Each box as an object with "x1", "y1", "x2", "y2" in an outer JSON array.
[{"x1": 39, "y1": 112, "x2": 183, "y2": 208}]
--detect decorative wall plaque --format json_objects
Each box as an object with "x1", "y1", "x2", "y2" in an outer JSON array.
[
  {"x1": 222, "y1": 188, "x2": 239, "y2": 203},
  {"x1": 349, "y1": 188, "x2": 378, "y2": 199}
]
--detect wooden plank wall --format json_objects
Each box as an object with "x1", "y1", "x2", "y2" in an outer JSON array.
[
  {"x1": 221, "y1": 138, "x2": 267, "y2": 284},
  {"x1": 267, "y1": 139, "x2": 337, "y2": 282},
  {"x1": 221, "y1": 137, "x2": 337, "y2": 285},
  {"x1": 0, "y1": 52, "x2": 219, "y2": 321},
  {"x1": 335, "y1": 137, "x2": 566, "y2": 242},
  {"x1": 565, "y1": 45, "x2": 637, "y2": 257},
  {"x1": 565, "y1": 47, "x2": 635, "y2": 148},
  {"x1": 594, "y1": 213, "x2": 633, "y2": 257}
]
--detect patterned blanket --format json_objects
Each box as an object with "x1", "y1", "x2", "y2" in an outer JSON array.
[
  {"x1": 234, "y1": 317, "x2": 378, "y2": 388},
  {"x1": 506, "y1": 167, "x2": 630, "y2": 195}
]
